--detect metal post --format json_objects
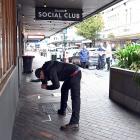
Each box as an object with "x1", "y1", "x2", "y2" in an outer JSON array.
[{"x1": 63, "y1": 29, "x2": 67, "y2": 62}]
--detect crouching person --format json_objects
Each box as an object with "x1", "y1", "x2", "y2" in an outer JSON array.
[{"x1": 35, "y1": 60, "x2": 82, "y2": 131}]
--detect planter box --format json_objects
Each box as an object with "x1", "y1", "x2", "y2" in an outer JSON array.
[{"x1": 109, "y1": 67, "x2": 140, "y2": 114}]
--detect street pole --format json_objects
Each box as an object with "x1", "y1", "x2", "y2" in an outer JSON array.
[{"x1": 63, "y1": 29, "x2": 67, "y2": 62}]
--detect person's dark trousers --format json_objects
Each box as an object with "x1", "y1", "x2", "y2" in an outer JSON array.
[
  {"x1": 81, "y1": 62, "x2": 86, "y2": 68},
  {"x1": 97, "y1": 56, "x2": 102, "y2": 69},
  {"x1": 106, "y1": 57, "x2": 110, "y2": 70},
  {"x1": 60, "y1": 80, "x2": 70, "y2": 112},
  {"x1": 69, "y1": 71, "x2": 81, "y2": 124},
  {"x1": 60, "y1": 71, "x2": 81, "y2": 124}
]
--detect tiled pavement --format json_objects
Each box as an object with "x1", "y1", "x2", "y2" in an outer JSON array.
[{"x1": 12, "y1": 52, "x2": 140, "y2": 140}]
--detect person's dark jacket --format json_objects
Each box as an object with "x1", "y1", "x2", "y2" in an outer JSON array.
[{"x1": 41, "y1": 61, "x2": 79, "y2": 90}]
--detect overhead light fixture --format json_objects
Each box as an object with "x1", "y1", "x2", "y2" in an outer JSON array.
[
  {"x1": 27, "y1": 35, "x2": 45, "y2": 39},
  {"x1": 18, "y1": 4, "x2": 22, "y2": 9},
  {"x1": 43, "y1": 0, "x2": 47, "y2": 7}
]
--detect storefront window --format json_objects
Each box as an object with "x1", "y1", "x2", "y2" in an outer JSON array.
[{"x1": 0, "y1": 0, "x2": 16, "y2": 85}]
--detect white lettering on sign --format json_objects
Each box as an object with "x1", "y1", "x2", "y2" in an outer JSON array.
[
  {"x1": 38, "y1": 12, "x2": 62, "y2": 18},
  {"x1": 48, "y1": 12, "x2": 52, "y2": 17},
  {"x1": 76, "y1": 14, "x2": 80, "y2": 19},
  {"x1": 64, "y1": 13, "x2": 79, "y2": 19},
  {"x1": 38, "y1": 12, "x2": 48, "y2": 17},
  {"x1": 54, "y1": 13, "x2": 61, "y2": 18},
  {"x1": 64, "y1": 13, "x2": 68, "y2": 18},
  {"x1": 38, "y1": 12, "x2": 41, "y2": 17},
  {"x1": 37, "y1": 11, "x2": 81, "y2": 20},
  {"x1": 42, "y1": 12, "x2": 47, "y2": 17}
]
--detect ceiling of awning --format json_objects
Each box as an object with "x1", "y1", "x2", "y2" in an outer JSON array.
[{"x1": 17, "y1": 0, "x2": 123, "y2": 41}]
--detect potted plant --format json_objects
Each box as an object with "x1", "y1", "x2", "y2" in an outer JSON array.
[{"x1": 109, "y1": 43, "x2": 140, "y2": 113}]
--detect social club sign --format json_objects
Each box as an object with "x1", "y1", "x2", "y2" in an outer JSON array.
[{"x1": 35, "y1": 7, "x2": 83, "y2": 21}]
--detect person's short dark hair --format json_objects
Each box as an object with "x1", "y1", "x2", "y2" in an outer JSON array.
[{"x1": 35, "y1": 68, "x2": 42, "y2": 78}]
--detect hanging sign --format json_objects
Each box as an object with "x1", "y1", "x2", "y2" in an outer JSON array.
[{"x1": 35, "y1": 7, "x2": 83, "y2": 21}]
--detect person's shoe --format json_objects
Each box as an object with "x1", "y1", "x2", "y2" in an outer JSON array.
[
  {"x1": 57, "y1": 109, "x2": 66, "y2": 116},
  {"x1": 60, "y1": 123, "x2": 79, "y2": 131}
]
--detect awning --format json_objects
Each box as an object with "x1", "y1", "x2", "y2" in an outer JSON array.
[{"x1": 17, "y1": 0, "x2": 123, "y2": 40}]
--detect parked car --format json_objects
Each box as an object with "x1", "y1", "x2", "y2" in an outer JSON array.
[
  {"x1": 70, "y1": 48, "x2": 99, "y2": 68},
  {"x1": 70, "y1": 52, "x2": 81, "y2": 65}
]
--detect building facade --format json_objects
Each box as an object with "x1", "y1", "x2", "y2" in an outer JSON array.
[
  {"x1": 48, "y1": 0, "x2": 140, "y2": 48},
  {"x1": 101, "y1": 0, "x2": 140, "y2": 44},
  {"x1": 47, "y1": 26, "x2": 84, "y2": 48}
]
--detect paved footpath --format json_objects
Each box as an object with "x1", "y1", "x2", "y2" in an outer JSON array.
[{"x1": 12, "y1": 52, "x2": 140, "y2": 140}]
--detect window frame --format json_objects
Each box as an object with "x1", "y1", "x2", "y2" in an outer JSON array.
[{"x1": 0, "y1": 0, "x2": 17, "y2": 91}]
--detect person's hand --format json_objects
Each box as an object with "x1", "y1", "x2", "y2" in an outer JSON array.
[{"x1": 41, "y1": 84, "x2": 47, "y2": 89}]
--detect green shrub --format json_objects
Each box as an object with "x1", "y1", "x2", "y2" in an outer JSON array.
[{"x1": 115, "y1": 43, "x2": 140, "y2": 71}]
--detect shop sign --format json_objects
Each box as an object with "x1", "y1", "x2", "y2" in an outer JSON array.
[{"x1": 35, "y1": 7, "x2": 83, "y2": 21}]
